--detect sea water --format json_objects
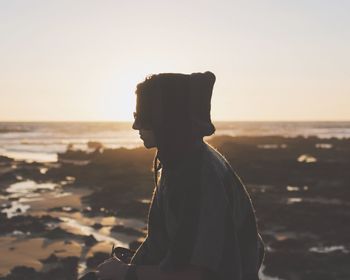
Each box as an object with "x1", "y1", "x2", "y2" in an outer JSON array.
[{"x1": 1, "y1": 121, "x2": 349, "y2": 162}]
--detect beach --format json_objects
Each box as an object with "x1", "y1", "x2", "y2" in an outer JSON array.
[{"x1": 0, "y1": 122, "x2": 349, "y2": 279}]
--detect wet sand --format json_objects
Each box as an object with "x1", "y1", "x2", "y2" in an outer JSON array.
[
  {"x1": 0, "y1": 237, "x2": 81, "y2": 275},
  {"x1": 0, "y1": 158, "x2": 146, "y2": 279},
  {"x1": 0, "y1": 135, "x2": 350, "y2": 279}
]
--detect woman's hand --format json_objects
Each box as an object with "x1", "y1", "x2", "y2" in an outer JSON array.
[{"x1": 96, "y1": 257, "x2": 128, "y2": 280}]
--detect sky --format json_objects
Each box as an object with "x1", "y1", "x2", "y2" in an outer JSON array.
[{"x1": 1, "y1": 0, "x2": 349, "y2": 122}]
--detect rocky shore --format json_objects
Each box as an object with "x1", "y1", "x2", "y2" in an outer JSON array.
[{"x1": 0, "y1": 135, "x2": 349, "y2": 280}]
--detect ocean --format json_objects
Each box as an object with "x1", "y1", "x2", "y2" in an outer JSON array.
[{"x1": 1, "y1": 121, "x2": 349, "y2": 162}]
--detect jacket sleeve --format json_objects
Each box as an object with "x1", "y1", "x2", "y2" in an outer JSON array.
[{"x1": 130, "y1": 185, "x2": 168, "y2": 266}]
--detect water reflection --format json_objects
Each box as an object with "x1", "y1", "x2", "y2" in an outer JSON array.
[
  {"x1": 286, "y1": 185, "x2": 308, "y2": 192},
  {"x1": 297, "y1": 154, "x2": 317, "y2": 163},
  {"x1": 2, "y1": 180, "x2": 58, "y2": 217},
  {"x1": 315, "y1": 143, "x2": 333, "y2": 149},
  {"x1": 287, "y1": 197, "x2": 302, "y2": 204},
  {"x1": 309, "y1": 245, "x2": 348, "y2": 254}
]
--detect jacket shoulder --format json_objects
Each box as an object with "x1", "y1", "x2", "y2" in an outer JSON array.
[
  {"x1": 202, "y1": 142, "x2": 252, "y2": 227},
  {"x1": 202, "y1": 142, "x2": 232, "y2": 177},
  {"x1": 200, "y1": 143, "x2": 232, "y2": 203}
]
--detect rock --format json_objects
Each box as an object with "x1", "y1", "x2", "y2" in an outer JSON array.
[
  {"x1": 86, "y1": 252, "x2": 110, "y2": 269},
  {"x1": 0, "y1": 155, "x2": 14, "y2": 163},
  {"x1": 40, "y1": 253, "x2": 59, "y2": 264},
  {"x1": 41, "y1": 256, "x2": 79, "y2": 280},
  {"x1": 87, "y1": 141, "x2": 104, "y2": 150},
  {"x1": 0, "y1": 215, "x2": 48, "y2": 234},
  {"x1": 92, "y1": 223, "x2": 103, "y2": 229},
  {"x1": 45, "y1": 227, "x2": 82, "y2": 240},
  {"x1": 6, "y1": 266, "x2": 38, "y2": 280},
  {"x1": 83, "y1": 234, "x2": 98, "y2": 247}
]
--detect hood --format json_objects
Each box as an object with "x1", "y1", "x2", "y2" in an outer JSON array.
[{"x1": 133, "y1": 71, "x2": 216, "y2": 138}]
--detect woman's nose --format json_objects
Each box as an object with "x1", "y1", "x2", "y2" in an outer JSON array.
[{"x1": 132, "y1": 121, "x2": 140, "y2": 130}]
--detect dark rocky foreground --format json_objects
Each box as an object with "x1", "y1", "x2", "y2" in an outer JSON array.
[
  {"x1": 0, "y1": 256, "x2": 79, "y2": 280},
  {"x1": 0, "y1": 135, "x2": 349, "y2": 280}
]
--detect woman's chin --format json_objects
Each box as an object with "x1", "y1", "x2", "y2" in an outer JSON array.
[{"x1": 143, "y1": 141, "x2": 156, "y2": 149}]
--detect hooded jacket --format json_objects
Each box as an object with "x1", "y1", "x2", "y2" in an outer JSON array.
[
  {"x1": 131, "y1": 71, "x2": 265, "y2": 279},
  {"x1": 133, "y1": 71, "x2": 217, "y2": 167}
]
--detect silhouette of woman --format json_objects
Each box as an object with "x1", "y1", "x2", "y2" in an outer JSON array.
[{"x1": 96, "y1": 71, "x2": 265, "y2": 280}]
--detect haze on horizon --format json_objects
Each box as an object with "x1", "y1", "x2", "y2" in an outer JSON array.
[{"x1": 1, "y1": 0, "x2": 349, "y2": 122}]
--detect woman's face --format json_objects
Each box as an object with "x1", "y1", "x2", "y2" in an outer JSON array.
[
  {"x1": 132, "y1": 112, "x2": 157, "y2": 149},
  {"x1": 132, "y1": 121, "x2": 156, "y2": 149},
  {"x1": 138, "y1": 129, "x2": 157, "y2": 149}
]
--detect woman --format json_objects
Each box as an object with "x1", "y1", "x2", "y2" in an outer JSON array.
[{"x1": 97, "y1": 71, "x2": 265, "y2": 280}]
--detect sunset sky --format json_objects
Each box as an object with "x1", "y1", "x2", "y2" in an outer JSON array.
[{"x1": 1, "y1": 0, "x2": 349, "y2": 121}]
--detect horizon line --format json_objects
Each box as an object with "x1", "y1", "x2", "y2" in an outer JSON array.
[{"x1": 1, "y1": 119, "x2": 350, "y2": 123}]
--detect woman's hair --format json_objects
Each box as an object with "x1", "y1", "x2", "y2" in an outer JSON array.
[{"x1": 152, "y1": 150, "x2": 161, "y2": 188}]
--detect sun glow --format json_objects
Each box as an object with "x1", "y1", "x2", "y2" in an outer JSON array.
[
  {"x1": 97, "y1": 70, "x2": 148, "y2": 122},
  {"x1": 97, "y1": 64, "x2": 174, "y2": 121},
  {"x1": 1, "y1": 1, "x2": 350, "y2": 122}
]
